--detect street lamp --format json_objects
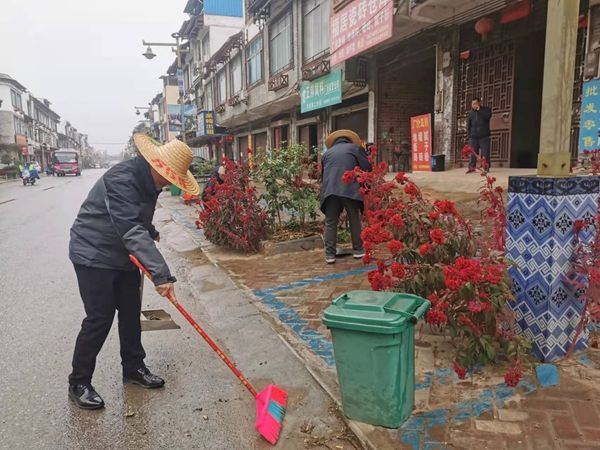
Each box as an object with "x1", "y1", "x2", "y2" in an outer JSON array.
[
  {"x1": 142, "y1": 46, "x2": 156, "y2": 60},
  {"x1": 141, "y1": 32, "x2": 189, "y2": 143}
]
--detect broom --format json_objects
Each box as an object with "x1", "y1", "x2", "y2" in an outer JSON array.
[{"x1": 130, "y1": 255, "x2": 287, "y2": 445}]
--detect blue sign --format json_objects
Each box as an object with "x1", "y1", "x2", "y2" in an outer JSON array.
[
  {"x1": 300, "y1": 70, "x2": 342, "y2": 113},
  {"x1": 579, "y1": 79, "x2": 600, "y2": 154},
  {"x1": 197, "y1": 111, "x2": 215, "y2": 137}
]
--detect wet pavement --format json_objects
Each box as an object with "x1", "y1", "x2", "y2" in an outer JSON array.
[{"x1": 0, "y1": 170, "x2": 357, "y2": 450}]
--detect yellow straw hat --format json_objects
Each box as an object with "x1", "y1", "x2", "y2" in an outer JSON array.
[
  {"x1": 134, "y1": 133, "x2": 200, "y2": 196},
  {"x1": 325, "y1": 129, "x2": 361, "y2": 149}
]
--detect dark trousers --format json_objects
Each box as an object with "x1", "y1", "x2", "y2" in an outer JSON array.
[
  {"x1": 324, "y1": 196, "x2": 364, "y2": 258},
  {"x1": 69, "y1": 265, "x2": 145, "y2": 385},
  {"x1": 469, "y1": 136, "x2": 491, "y2": 169}
]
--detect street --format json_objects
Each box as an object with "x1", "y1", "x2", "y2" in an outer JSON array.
[{"x1": 0, "y1": 171, "x2": 354, "y2": 450}]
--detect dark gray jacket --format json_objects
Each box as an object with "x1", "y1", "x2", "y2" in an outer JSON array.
[
  {"x1": 467, "y1": 106, "x2": 492, "y2": 138},
  {"x1": 69, "y1": 157, "x2": 175, "y2": 286},
  {"x1": 320, "y1": 138, "x2": 372, "y2": 212}
]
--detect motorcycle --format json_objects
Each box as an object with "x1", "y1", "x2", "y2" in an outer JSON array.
[{"x1": 21, "y1": 169, "x2": 36, "y2": 186}]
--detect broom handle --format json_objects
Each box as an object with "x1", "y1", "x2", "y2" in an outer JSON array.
[{"x1": 130, "y1": 255, "x2": 258, "y2": 398}]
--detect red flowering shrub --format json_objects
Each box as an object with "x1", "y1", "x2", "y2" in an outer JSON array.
[
  {"x1": 343, "y1": 150, "x2": 530, "y2": 381},
  {"x1": 579, "y1": 149, "x2": 600, "y2": 175},
  {"x1": 197, "y1": 158, "x2": 270, "y2": 253},
  {"x1": 565, "y1": 208, "x2": 600, "y2": 356}
]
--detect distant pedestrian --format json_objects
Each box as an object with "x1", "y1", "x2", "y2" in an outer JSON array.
[
  {"x1": 201, "y1": 163, "x2": 226, "y2": 202},
  {"x1": 466, "y1": 97, "x2": 493, "y2": 173},
  {"x1": 320, "y1": 130, "x2": 372, "y2": 264},
  {"x1": 67, "y1": 134, "x2": 199, "y2": 410}
]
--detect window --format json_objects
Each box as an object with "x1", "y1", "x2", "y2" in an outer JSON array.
[
  {"x1": 217, "y1": 70, "x2": 227, "y2": 105},
  {"x1": 303, "y1": 0, "x2": 329, "y2": 62},
  {"x1": 231, "y1": 55, "x2": 242, "y2": 95},
  {"x1": 269, "y1": 12, "x2": 293, "y2": 75},
  {"x1": 10, "y1": 90, "x2": 22, "y2": 110},
  {"x1": 205, "y1": 82, "x2": 214, "y2": 111},
  {"x1": 13, "y1": 116, "x2": 26, "y2": 136},
  {"x1": 247, "y1": 37, "x2": 263, "y2": 86}
]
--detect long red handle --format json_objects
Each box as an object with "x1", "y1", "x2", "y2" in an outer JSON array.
[{"x1": 130, "y1": 255, "x2": 258, "y2": 397}]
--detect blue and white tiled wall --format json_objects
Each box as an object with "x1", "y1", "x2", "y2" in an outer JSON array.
[{"x1": 506, "y1": 176, "x2": 600, "y2": 361}]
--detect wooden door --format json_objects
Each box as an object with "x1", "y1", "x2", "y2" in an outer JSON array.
[{"x1": 455, "y1": 43, "x2": 516, "y2": 166}]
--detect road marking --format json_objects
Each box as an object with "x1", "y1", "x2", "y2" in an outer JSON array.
[
  {"x1": 42, "y1": 186, "x2": 55, "y2": 191},
  {"x1": 0, "y1": 198, "x2": 15, "y2": 205}
]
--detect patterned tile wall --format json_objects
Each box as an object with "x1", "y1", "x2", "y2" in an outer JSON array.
[{"x1": 506, "y1": 176, "x2": 600, "y2": 361}]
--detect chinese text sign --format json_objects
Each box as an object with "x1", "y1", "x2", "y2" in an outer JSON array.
[
  {"x1": 330, "y1": 0, "x2": 394, "y2": 66},
  {"x1": 197, "y1": 111, "x2": 215, "y2": 137},
  {"x1": 579, "y1": 79, "x2": 600, "y2": 154},
  {"x1": 300, "y1": 70, "x2": 342, "y2": 113},
  {"x1": 411, "y1": 114, "x2": 432, "y2": 172}
]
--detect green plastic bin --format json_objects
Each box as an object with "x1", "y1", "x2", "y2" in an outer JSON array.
[
  {"x1": 170, "y1": 185, "x2": 182, "y2": 196},
  {"x1": 323, "y1": 290, "x2": 430, "y2": 428}
]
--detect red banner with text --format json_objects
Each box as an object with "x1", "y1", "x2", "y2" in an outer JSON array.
[{"x1": 410, "y1": 114, "x2": 432, "y2": 172}]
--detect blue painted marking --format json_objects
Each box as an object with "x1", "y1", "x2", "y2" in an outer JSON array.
[
  {"x1": 536, "y1": 364, "x2": 560, "y2": 387},
  {"x1": 577, "y1": 354, "x2": 597, "y2": 368}
]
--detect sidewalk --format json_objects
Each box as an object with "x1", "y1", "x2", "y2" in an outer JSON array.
[{"x1": 160, "y1": 192, "x2": 600, "y2": 450}]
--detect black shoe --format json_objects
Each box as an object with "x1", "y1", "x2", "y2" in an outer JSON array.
[
  {"x1": 123, "y1": 367, "x2": 165, "y2": 389},
  {"x1": 68, "y1": 384, "x2": 105, "y2": 410}
]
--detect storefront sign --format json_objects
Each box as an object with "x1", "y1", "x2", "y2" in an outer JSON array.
[
  {"x1": 330, "y1": 0, "x2": 394, "y2": 66},
  {"x1": 300, "y1": 70, "x2": 342, "y2": 113},
  {"x1": 410, "y1": 113, "x2": 432, "y2": 171},
  {"x1": 197, "y1": 111, "x2": 215, "y2": 137},
  {"x1": 579, "y1": 79, "x2": 600, "y2": 154}
]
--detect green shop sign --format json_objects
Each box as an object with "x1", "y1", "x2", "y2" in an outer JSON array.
[{"x1": 300, "y1": 70, "x2": 342, "y2": 113}]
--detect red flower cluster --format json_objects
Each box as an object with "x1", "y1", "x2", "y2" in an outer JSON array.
[
  {"x1": 453, "y1": 360, "x2": 467, "y2": 380},
  {"x1": 390, "y1": 261, "x2": 406, "y2": 278},
  {"x1": 430, "y1": 228, "x2": 445, "y2": 245},
  {"x1": 387, "y1": 240, "x2": 404, "y2": 256},
  {"x1": 433, "y1": 200, "x2": 457, "y2": 216},
  {"x1": 419, "y1": 243, "x2": 433, "y2": 256},
  {"x1": 443, "y1": 257, "x2": 504, "y2": 291},
  {"x1": 427, "y1": 308, "x2": 448, "y2": 326},
  {"x1": 341, "y1": 171, "x2": 355, "y2": 185},
  {"x1": 462, "y1": 144, "x2": 474, "y2": 159},
  {"x1": 504, "y1": 362, "x2": 522, "y2": 387}
]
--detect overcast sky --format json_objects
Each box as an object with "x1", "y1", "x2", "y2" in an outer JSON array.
[{"x1": 0, "y1": 0, "x2": 187, "y2": 154}]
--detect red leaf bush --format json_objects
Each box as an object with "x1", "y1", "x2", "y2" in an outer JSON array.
[
  {"x1": 565, "y1": 208, "x2": 600, "y2": 356},
  {"x1": 197, "y1": 158, "x2": 270, "y2": 253},
  {"x1": 344, "y1": 149, "x2": 529, "y2": 383}
]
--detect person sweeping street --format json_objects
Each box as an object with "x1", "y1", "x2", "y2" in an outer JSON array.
[
  {"x1": 67, "y1": 134, "x2": 199, "y2": 410},
  {"x1": 320, "y1": 129, "x2": 372, "y2": 264}
]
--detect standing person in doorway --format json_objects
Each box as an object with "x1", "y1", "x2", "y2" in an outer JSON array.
[
  {"x1": 320, "y1": 130, "x2": 372, "y2": 264},
  {"x1": 466, "y1": 97, "x2": 493, "y2": 173},
  {"x1": 67, "y1": 134, "x2": 200, "y2": 410}
]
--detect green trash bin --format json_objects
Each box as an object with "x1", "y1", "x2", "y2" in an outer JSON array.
[
  {"x1": 170, "y1": 185, "x2": 182, "y2": 196},
  {"x1": 323, "y1": 290, "x2": 430, "y2": 428}
]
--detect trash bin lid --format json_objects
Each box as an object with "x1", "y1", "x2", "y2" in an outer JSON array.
[{"x1": 322, "y1": 290, "x2": 430, "y2": 334}]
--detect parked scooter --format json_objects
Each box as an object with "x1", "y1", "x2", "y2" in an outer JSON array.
[{"x1": 21, "y1": 168, "x2": 36, "y2": 186}]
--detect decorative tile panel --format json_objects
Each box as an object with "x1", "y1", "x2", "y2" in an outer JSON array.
[{"x1": 506, "y1": 176, "x2": 600, "y2": 361}]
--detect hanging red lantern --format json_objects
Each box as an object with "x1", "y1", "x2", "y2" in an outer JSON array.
[{"x1": 474, "y1": 17, "x2": 495, "y2": 40}]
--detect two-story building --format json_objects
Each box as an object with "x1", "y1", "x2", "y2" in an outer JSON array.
[{"x1": 0, "y1": 73, "x2": 30, "y2": 164}]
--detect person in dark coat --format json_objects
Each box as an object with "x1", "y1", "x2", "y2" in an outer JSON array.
[
  {"x1": 68, "y1": 134, "x2": 200, "y2": 410},
  {"x1": 467, "y1": 97, "x2": 493, "y2": 173},
  {"x1": 320, "y1": 129, "x2": 372, "y2": 264}
]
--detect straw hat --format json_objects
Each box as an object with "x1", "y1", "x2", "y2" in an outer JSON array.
[
  {"x1": 134, "y1": 133, "x2": 200, "y2": 196},
  {"x1": 325, "y1": 129, "x2": 361, "y2": 149}
]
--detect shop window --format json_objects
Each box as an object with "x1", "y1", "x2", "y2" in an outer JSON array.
[
  {"x1": 303, "y1": 0, "x2": 329, "y2": 63},
  {"x1": 269, "y1": 12, "x2": 293, "y2": 75},
  {"x1": 247, "y1": 36, "x2": 263, "y2": 86}
]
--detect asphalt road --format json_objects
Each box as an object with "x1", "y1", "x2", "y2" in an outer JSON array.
[{"x1": 0, "y1": 171, "x2": 354, "y2": 450}]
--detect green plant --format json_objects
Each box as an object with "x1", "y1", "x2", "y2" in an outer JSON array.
[{"x1": 252, "y1": 144, "x2": 320, "y2": 230}]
